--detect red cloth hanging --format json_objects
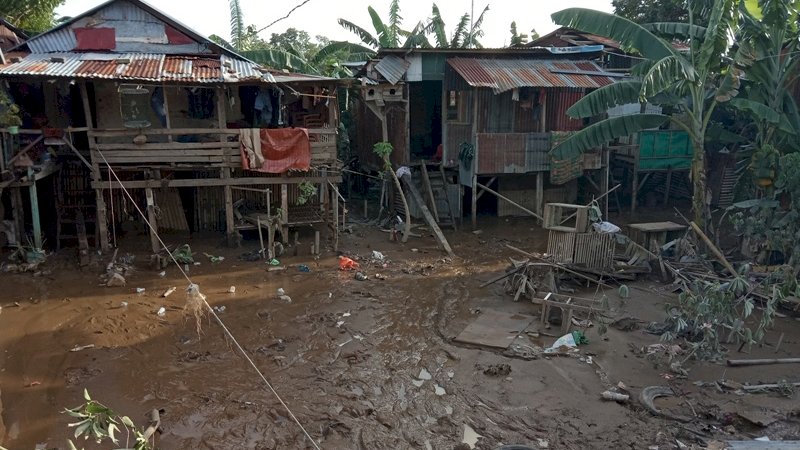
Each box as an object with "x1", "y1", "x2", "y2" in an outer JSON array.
[{"x1": 240, "y1": 128, "x2": 311, "y2": 173}]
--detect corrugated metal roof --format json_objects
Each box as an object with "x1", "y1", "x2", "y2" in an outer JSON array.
[
  {"x1": 447, "y1": 58, "x2": 617, "y2": 93},
  {"x1": 0, "y1": 51, "x2": 339, "y2": 84},
  {"x1": 374, "y1": 54, "x2": 410, "y2": 85}
]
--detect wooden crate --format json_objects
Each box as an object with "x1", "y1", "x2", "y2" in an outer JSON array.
[{"x1": 543, "y1": 203, "x2": 589, "y2": 233}]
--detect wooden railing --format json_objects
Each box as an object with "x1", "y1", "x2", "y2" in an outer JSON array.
[{"x1": 82, "y1": 127, "x2": 339, "y2": 168}]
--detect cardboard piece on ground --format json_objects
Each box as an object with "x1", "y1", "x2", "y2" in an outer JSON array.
[{"x1": 454, "y1": 309, "x2": 536, "y2": 349}]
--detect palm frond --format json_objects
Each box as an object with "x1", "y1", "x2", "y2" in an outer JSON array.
[
  {"x1": 430, "y1": 3, "x2": 449, "y2": 48},
  {"x1": 551, "y1": 8, "x2": 676, "y2": 60},
  {"x1": 641, "y1": 55, "x2": 697, "y2": 99},
  {"x1": 389, "y1": 0, "x2": 402, "y2": 33},
  {"x1": 567, "y1": 81, "x2": 644, "y2": 118},
  {"x1": 338, "y1": 18, "x2": 379, "y2": 48},
  {"x1": 450, "y1": 13, "x2": 470, "y2": 48},
  {"x1": 229, "y1": 0, "x2": 245, "y2": 50},
  {"x1": 551, "y1": 114, "x2": 670, "y2": 160},
  {"x1": 643, "y1": 22, "x2": 707, "y2": 39}
]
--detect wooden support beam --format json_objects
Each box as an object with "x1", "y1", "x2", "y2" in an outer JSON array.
[
  {"x1": 332, "y1": 186, "x2": 339, "y2": 252},
  {"x1": 91, "y1": 175, "x2": 342, "y2": 189},
  {"x1": 76, "y1": 210, "x2": 90, "y2": 266},
  {"x1": 475, "y1": 176, "x2": 496, "y2": 201},
  {"x1": 476, "y1": 182, "x2": 543, "y2": 221},
  {"x1": 145, "y1": 187, "x2": 160, "y2": 255},
  {"x1": 471, "y1": 91, "x2": 479, "y2": 229},
  {"x1": 11, "y1": 187, "x2": 24, "y2": 246},
  {"x1": 420, "y1": 161, "x2": 439, "y2": 222},
  {"x1": 602, "y1": 146, "x2": 610, "y2": 219},
  {"x1": 163, "y1": 83, "x2": 172, "y2": 142},
  {"x1": 631, "y1": 169, "x2": 638, "y2": 215},
  {"x1": 27, "y1": 167, "x2": 42, "y2": 250},
  {"x1": 280, "y1": 184, "x2": 289, "y2": 245},
  {"x1": 81, "y1": 82, "x2": 109, "y2": 252},
  {"x1": 663, "y1": 167, "x2": 673, "y2": 205},
  {"x1": 7, "y1": 135, "x2": 44, "y2": 166},
  {"x1": 223, "y1": 168, "x2": 237, "y2": 247},
  {"x1": 536, "y1": 171, "x2": 544, "y2": 222},
  {"x1": 401, "y1": 173, "x2": 454, "y2": 257}
]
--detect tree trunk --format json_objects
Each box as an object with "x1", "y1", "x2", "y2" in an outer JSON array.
[{"x1": 691, "y1": 138, "x2": 709, "y2": 229}]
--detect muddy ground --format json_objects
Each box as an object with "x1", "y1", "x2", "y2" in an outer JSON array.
[{"x1": 1, "y1": 211, "x2": 800, "y2": 449}]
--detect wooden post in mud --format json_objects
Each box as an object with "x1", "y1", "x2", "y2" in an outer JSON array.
[
  {"x1": 602, "y1": 146, "x2": 610, "y2": 220},
  {"x1": 471, "y1": 92, "x2": 479, "y2": 229},
  {"x1": 332, "y1": 187, "x2": 339, "y2": 252},
  {"x1": 280, "y1": 184, "x2": 289, "y2": 244},
  {"x1": 144, "y1": 187, "x2": 160, "y2": 255},
  {"x1": 536, "y1": 171, "x2": 544, "y2": 223},
  {"x1": 401, "y1": 173, "x2": 454, "y2": 257},
  {"x1": 26, "y1": 167, "x2": 42, "y2": 249},
  {"x1": 81, "y1": 82, "x2": 109, "y2": 251}
]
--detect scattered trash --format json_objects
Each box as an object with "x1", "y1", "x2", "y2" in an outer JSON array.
[
  {"x1": 69, "y1": 344, "x2": 95, "y2": 352},
  {"x1": 120, "y1": 301, "x2": 128, "y2": 307},
  {"x1": 171, "y1": 244, "x2": 194, "y2": 264},
  {"x1": 462, "y1": 424, "x2": 482, "y2": 449},
  {"x1": 374, "y1": 273, "x2": 387, "y2": 280},
  {"x1": 342, "y1": 312, "x2": 351, "y2": 317},
  {"x1": 412, "y1": 379, "x2": 425, "y2": 387},
  {"x1": 268, "y1": 258, "x2": 281, "y2": 266},
  {"x1": 135, "y1": 287, "x2": 145, "y2": 294},
  {"x1": 418, "y1": 368, "x2": 432, "y2": 380},
  {"x1": 592, "y1": 221, "x2": 621, "y2": 234},
  {"x1": 411, "y1": 248, "x2": 419, "y2": 253},
  {"x1": 203, "y1": 253, "x2": 225, "y2": 263},
  {"x1": 193, "y1": 262, "x2": 201, "y2": 266},
  {"x1": 106, "y1": 273, "x2": 126, "y2": 287},
  {"x1": 25, "y1": 381, "x2": 42, "y2": 387},
  {"x1": 227, "y1": 286, "x2": 236, "y2": 294},
  {"x1": 544, "y1": 330, "x2": 588, "y2": 353},
  {"x1": 157, "y1": 307, "x2": 166, "y2": 317},
  {"x1": 434, "y1": 384, "x2": 446, "y2": 396},
  {"x1": 371, "y1": 250, "x2": 385, "y2": 261},
  {"x1": 537, "y1": 438, "x2": 550, "y2": 449},
  {"x1": 277, "y1": 288, "x2": 286, "y2": 296},
  {"x1": 354, "y1": 272, "x2": 367, "y2": 281},
  {"x1": 338, "y1": 256, "x2": 360, "y2": 271},
  {"x1": 162, "y1": 287, "x2": 177, "y2": 297},
  {"x1": 472, "y1": 230, "x2": 483, "y2": 235},
  {"x1": 267, "y1": 266, "x2": 286, "y2": 272},
  {"x1": 213, "y1": 306, "x2": 226, "y2": 313},
  {"x1": 278, "y1": 294, "x2": 292, "y2": 303},
  {"x1": 158, "y1": 271, "x2": 166, "y2": 277},
  {"x1": 298, "y1": 264, "x2": 310, "y2": 272},
  {"x1": 600, "y1": 390, "x2": 630, "y2": 402},
  {"x1": 483, "y1": 364, "x2": 511, "y2": 377},
  {"x1": 640, "y1": 386, "x2": 691, "y2": 422},
  {"x1": 336, "y1": 320, "x2": 345, "y2": 328}
]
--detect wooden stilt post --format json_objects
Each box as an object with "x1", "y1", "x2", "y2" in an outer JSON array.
[
  {"x1": 11, "y1": 187, "x2": 24, "y2": 246},
  {"x1": 27, "y1": 167, "x2": 42, "y2": 250},
  {"x1": 631, "y1": 171, "x2": 638, "y2": 215},
  {"x1": 603, "y1": 146, "x2": 610, "y2": 219},
  {"x1": 471, "y1": 91, "x2": 479, "y2": 229},
  {"x1": 280, "y1": 183, "x2": 288, "y2": 244},
  {"x1": 536, "y1": 171, "x2": 544, "y2": 223},
  {"x1": 332, "y1": 186, "x2": 339, "y2": 252},
  {"x1": 223, "y1": 168, "x2": 236, "y2": 247},
  {"x1": 81, "y1": 82, "x2": 109, "y2": 251},
  {"x1": 145, "y1": 187, "x2": 160, "y2": 255},
  {"x1": 314, "y1": 230, "x2": 320, "y2": 255},
  {"x1": 664, "y1": 167, "x2": 673, "y2": 206}
]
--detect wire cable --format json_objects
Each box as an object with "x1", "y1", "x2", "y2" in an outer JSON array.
[{"x1": 94, "y1": 149, "x2": 322, "y2": 450}]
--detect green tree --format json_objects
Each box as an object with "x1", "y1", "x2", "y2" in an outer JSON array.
[
  {"x1": 337, "y1": 0, "x2": 429, "y2": 49},
  {"x1": 612, "y1": 0, "x2": 689, "y2": 23},
  {"x1": 510, "y1": 21, "x2": 528, "y2": 46},
  {"x1": 550, "y1": 0, "x2": 749, "y2": 229},
  {"x1": 0, "y1": 0, "x2": 62, "y2": 33},
  {"x1": 427, "y1": 3, "x2": 490, "y2": 48}
]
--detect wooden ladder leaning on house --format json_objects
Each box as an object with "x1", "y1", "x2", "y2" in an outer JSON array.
[{"x1": 415, "y1": 160, "x2": 457, "y2": 230}]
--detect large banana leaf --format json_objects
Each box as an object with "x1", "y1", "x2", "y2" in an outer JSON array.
[
  {"x1": 550, "y1": 114, "x2": 670, "y2": 160},
  {"x1": 643, "y1": 22, "x2": 707, "y2": 39},
  {"x1": 729, "y1": 98, "x2": 782, "y2": 124},
  {"x1": 228, "y1": 0, "x2": 244, "y2": 50},
  {"x1": 696, "y1": 0, "x2": 736, "y2": 74},
  {"x1": 313, "y1": 41, "x2": 375, "y2": 63},
  {"x1": 429, "y1": 4, "x2": 449, "y2": 48},
  {"x1": 641, "y1": 55, "x2": 697, "y2": 98},
  {"x1": 241, "y1": 49, "x2": 314, "y2": 74},
  {"x1": 338, "y1": 19, "x2": 379, "y2": 49},
  {"x1": 368, "y1": 6, "x2": 394, "y2": 47},
  {"x1": 566, "y1": 81, "x2": 643, "y2": 119},
  {"x1": 551, "y1": 8, "x2": 676, "y2": 60}
]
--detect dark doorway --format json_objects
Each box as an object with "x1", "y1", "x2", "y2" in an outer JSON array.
[{"x1": 409, "y1": 81, "x2": 442, "y2": 161}]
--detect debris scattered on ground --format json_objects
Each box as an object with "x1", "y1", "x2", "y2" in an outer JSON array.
[
  {"x1": 171, "y1": 245, "x2": 194, "y2": 264},
  {"x1": 69, "y1": 344, "x2": 95, "y2": 352},
  {"x1": 601, "y1": 390, "x2": 629, "y2": 402},
  {"x1": 227, "y1": 286, "x2": 236, "y2": 294},
  {"x1": 339, "y1": 257, "x2": 360, "y2": 271},
  {"x1": 639, "y1": 386, "x2": 691, "y2": 422},
  {"x1": 106, "y1": 273, "x2": 126, "y2": 287},
  {"x1": 354, "y1": 272, "x2": 367, "y2": 281},
  {"x1": 156, "y1": 307, "x2": 166, "y2": 317},
  {"x1": 544, "y1": 331, "x2": 587, "y2": 354},
  {"x1": 418, "y1": 368, "x2": 432, "y2": 380},
  {"x1": 434, "y1": 384, "x2": 446, "y2": 395},
  {"x1": 298, "y1": 264, "x2": 310, "y2": 272},
  {"x1": 483, "y1": 364, "x2": 512, "y2": 377},
  {"x1": 135, "y1": 287, "x2": 145, "y2": 294},
  {"x1": 213, "y1": 306, "x2": 226, "y2": 313},
  {"x1": 202, "y1": 253, "x2": 224, "y2": 263},
  {"x1": 162, "y1": 287, "x2": 176, "y2": 297},
  {"x1": 462, "y1": 424, "x2": 482, "y2": 449}
]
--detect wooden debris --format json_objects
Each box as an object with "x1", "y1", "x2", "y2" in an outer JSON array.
[
  {"x1": 400, "y1": 173, "x2": 454, "y2": 257},
  {"x1": 727, "y1": 358, "x2": 800, "y2": 367},
  {"x1": 690, "y1": 221, "x2": 739, "y2": 277}
]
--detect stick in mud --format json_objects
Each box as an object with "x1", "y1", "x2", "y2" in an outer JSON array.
[{"x1": 727, "y1": 357, "x2": 800, "y2": 367}]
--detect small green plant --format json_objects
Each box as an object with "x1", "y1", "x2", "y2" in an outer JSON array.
[
  {"x1": 373, "y1": 141, "x2": 394, "y2": 170},
  {"x1": 296, "y1": 181, "x2": 317, "y2": 206},
  {"x1": 0, "y1": 88, "x2": 21, "y2": 128},
  {"x1": 64, "y1": 389, "x2": 153, "y2": 450}
]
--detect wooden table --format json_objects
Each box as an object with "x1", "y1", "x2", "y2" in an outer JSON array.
[{"x1": 628, "y1": 221, "x2": 687, "y2": 253}]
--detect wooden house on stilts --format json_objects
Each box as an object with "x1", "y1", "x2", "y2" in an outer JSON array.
[{"x1": 0, "y1": 0, "x2": 343, "y2": 259}]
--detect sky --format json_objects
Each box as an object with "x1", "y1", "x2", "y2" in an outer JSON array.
[{"x1": 55, "y1": 0, "x2": 613, "y2": 48}]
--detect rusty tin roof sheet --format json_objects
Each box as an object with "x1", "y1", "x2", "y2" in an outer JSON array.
[
  {"x1": 447, "y1": 58, "x2": 617, "y2": 93},
  {"x1": 0, "y1": 52, "x2": 336, "y2": 84}
]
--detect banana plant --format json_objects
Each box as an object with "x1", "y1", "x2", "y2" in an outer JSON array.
[{"x1": 550, "y1": 0, "x2": 751, "y2": 230}]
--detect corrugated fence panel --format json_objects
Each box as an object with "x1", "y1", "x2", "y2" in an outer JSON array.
[{"x1": 546, "y1": 88, "x2": 585, "y2": 131}]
